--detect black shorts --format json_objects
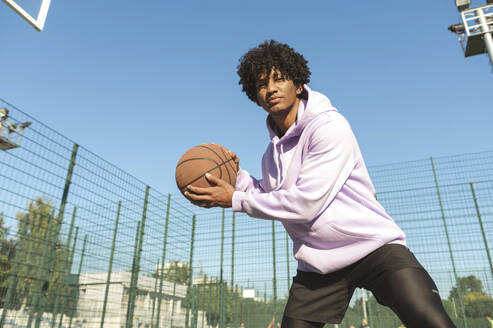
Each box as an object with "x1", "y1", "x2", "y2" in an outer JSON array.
[{"x1": 283, "y1": 244, "x2": 424, "y2": 324}]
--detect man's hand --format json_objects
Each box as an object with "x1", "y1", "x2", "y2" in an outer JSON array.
[{"x1": 184, "y1": 173, "x2": 235, "y2": 208}]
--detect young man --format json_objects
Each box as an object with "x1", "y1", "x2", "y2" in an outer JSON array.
[{"x1": 184, "y1": 40, "x2": 456, "y2": 328}]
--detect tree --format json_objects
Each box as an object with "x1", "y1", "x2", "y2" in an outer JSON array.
[
  {"x1": 7, "y1": 197, "x2": 76, "y2": 314},
  {"x1": 159, "y1": 260, "x2": 190, "y2": 285},
  {"x1": 0, "y1": 213, "x2": 15, "y2": 307},
  {"x1": 449, "y1": 275, "x2": 484, "y2": 301},
  {"x1": 449, "y1": 275, "x2": 493, "y2": 318}
]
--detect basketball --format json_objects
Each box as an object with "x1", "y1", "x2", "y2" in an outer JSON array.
[{"x1": 175, "y1": 143, "x2": 238, "y2": 194}]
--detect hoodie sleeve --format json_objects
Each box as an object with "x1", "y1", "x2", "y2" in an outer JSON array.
[
  {"x1": 234, "y1": 168, "x2": 265, "y2": 194},
  {"x1": 232, "y1": 113, "x2": 356, "y2": 222}
]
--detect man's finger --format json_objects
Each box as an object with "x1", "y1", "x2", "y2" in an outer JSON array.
[
  {"x1": 187, "y1": 184, "x2": 214, "y2": 194},
  {"x1": 184, "y1": 191, "x2": 212, "y2": 202},
  {"x1": 205, "y1": 173, "x2": 225, "y2": 185}
]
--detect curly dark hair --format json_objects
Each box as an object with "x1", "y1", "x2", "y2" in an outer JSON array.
[{"x1": 237, "y1": 40, "x2": 311, "y2": 103}]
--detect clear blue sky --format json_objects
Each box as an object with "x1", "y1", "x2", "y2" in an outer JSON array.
[{"x1": 1, "y1": 0, "x2": 492, "y2": 195}]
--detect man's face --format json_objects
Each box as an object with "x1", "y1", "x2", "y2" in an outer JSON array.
[{"x1": 255, "y1": 68, "x2": 303, "y2": 116}]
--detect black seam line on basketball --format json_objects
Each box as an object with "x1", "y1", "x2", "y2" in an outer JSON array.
[
  {"x1": 197, "y1": 145, "x2": 234, "y2": 184},
  {"x1": 180, "y1": 159, "x2": 235, "y2": 190},
  {"x1": 197, "y1": 145, "x2": 226, "y2": 164},
  {"x1": 176, "y1": 157, "x2": 221, "y2": 168},
  {"x1": 216, "y1": 147, "x2": 232, "y2": 184},
  {"x1": 179, "y1": 158, "x2": 235, "y2": 191},
  {"x1": 218, "y1": 147, "x2": 235, "y2": 184}
]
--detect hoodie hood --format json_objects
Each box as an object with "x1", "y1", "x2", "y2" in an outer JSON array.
[{"x1": 267, "y1": 85, "x2": 338, "y2": 142}]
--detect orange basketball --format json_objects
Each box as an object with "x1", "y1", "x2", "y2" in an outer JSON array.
[{"x1": 175, "y1": 143, "x2": 238, "y2": 194}]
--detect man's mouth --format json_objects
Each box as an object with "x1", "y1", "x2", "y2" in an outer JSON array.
[{"x1": 268, "y1": 97, "x2": 281, "y2": 104}]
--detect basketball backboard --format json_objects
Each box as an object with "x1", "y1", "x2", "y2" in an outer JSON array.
[{"x1": 1, "y1": 0, "x2": 51, "y2": 31}]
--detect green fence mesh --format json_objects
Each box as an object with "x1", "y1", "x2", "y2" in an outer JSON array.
[{"x1": 1, "y1": 98, "x2": 492, "y2": 328}]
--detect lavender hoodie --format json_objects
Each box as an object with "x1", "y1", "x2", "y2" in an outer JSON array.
[{"x1": 232, "y1": 85, "x2": 406, "y2": 274}]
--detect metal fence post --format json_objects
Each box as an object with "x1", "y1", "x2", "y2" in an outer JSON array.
[
  {"x1": 150, "y1": 259, "x2": 159, "y2": 328},
  {"x1": 126, "y1": 220, "x2": 141, "y2": 328},
  {"x1": 185, "y1": 215, "x2": 196, "y2": 328},
  {"x1": 219, "y1": 209, "x2": 225, "y2": 328},
  {"x1": 156, "y1": 193, "x2": 171, "y2": 328},
  {"x1": 470, "y1": 182, "x2": 493, "y2": 281},
  {"x1": 52, "y1": 206, "x2": 77, "y2": 328},
  {"x1": 37, "y1": 143, "x2": 78, "y2": 328},
  {"x1": 100, "y1": 201, "x2": 121, "y2": 328},
  {"x1": 126, "y1": 185, "x2": 150, "y2": 328},
  {"x1": 58, "y1": 226, "x2": 79, "y2": 327},
  {"x1": 29, "y1": 214, "x2": 56, "y2": 327},
  {"x1": 68, "y1": 233, "x2": 87, "y2": 328},
  {"x1": 431, "y1": 157, "x2": 468, "y2": 328}
]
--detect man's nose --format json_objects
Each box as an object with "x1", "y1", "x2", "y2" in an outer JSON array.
[{"x1": 266, "y1": 79, "x2": 277, "y2": 93}]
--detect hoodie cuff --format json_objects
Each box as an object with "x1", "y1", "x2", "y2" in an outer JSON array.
[
  {"x1": 235, "y1": 168, "x2": 251, "y2": 192},
  {"x1": 232, "y1": 191, "x2": 246, "y2": 212}
]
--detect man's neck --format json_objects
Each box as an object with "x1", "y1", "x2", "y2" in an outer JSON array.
[{"x1": 270, "y1": 98, "x2": 301, "y2": 137}]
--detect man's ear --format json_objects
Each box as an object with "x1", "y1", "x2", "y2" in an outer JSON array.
[{"x1": 296, "y1": 84, "x2": 306, "y2": 99}]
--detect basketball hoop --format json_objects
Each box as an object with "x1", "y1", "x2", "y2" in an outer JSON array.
[{"x1": 1, "y1": 0, "x2": 52, "y2": 31}]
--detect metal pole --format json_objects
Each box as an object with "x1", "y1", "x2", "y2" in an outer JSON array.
[
  {"x1": 126, "y1": 185, "x2": 150, "y2": 328},
  {"x1": 37, "y1": 143, "x2": 78, "y2": 328},
  {"x1": 0, "y1": 214, "x2": 29, "y2": 326},
  {"x1": 477, "y1": 7, "x2": 493, "y2": 66},
  {"x1": 150, "y1": 259, "x2": 159, "y2": 328},
  {"x1": 156, "y1": 193, "x2": 171, "y2": 328},
  {"x1": 271, "y1": 221, "x2": 277, "y2": 319},
  {"x1": 69, "y1": 233, "x2": 87, "y2": 328},
  {"x1": 52, "y1": 206, "x2": 77, "y2": 328},
  {"x1": 470, "y1": 183, "x2": 493, "y2": 280},
  {"x1": 449, "y1": 271, "x2": 458, "y2": 318},
  {"x1": 192, "y1": 284, "x2": 200, "y2": 328},
  {"x1": 30, "y1": 214, "x2": 56, "y2": 328},
  {"x1": 63, "y1": 226, "x2": 79, "y2": 327},
  {"x1": 431, "y1": 157, "x2": 468, "y2": 328},
  {"x1": 219, "y1": 209, "x2": 225, "y2": 328},
  {"x1": 185, "y1": 215, "x2": 196, "y2": 328},
  {"x1": 100, "y1": 201, "x2": 121, "y2": 328},
  {"x1": 483, "y1": 268, "x2": 492, "y2": 295},
  {"x1": 126, "y1": 220, "x2": 141, "y2": 328}
]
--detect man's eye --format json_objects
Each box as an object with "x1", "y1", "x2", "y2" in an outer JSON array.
[{"x1": 276, "y1": 77, "x2": 285, "y2": 82}]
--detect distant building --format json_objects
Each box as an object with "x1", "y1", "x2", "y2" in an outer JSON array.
[
  {"x1": 1, "y1": 270, "x2": 210, "y2": 327},
  {"x1": 74, "y1": 271, "x2": 187, "y2": 328}
]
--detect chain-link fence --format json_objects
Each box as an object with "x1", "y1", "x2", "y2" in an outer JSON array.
[{"x1": 1, "y1": 98, "x2": 492, "y2": 328}]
